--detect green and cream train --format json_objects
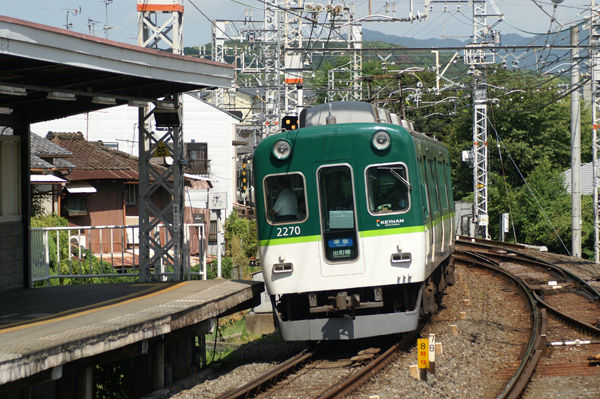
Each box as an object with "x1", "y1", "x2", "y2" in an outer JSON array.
[{"x1": 253, "y1": 101, "x2": 455, "y2": 341}]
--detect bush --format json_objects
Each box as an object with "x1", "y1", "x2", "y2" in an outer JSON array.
[{"x1": 207, "y1": 256, "x2": 233, "y2": 279}]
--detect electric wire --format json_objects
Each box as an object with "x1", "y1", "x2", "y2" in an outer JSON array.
[{"x1": 488, "y1": 120, "x2": 572, "y2": 255}]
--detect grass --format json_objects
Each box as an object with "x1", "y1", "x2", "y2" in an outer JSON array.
[{"x1": 204, "y1": 311, "x2": 264, "y2": 364}]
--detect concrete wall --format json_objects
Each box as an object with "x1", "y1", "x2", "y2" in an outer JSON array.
[{"x1": 0, "y1": 221, "x2": 23, "y2": 291}]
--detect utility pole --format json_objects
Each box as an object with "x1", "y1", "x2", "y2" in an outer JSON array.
[
  {"x1": 464, "y1": 0, "x2": 502, "y2": 239},
  {"x1": 571, "y1": 26, "x2": 582, "y2": 258},
  {"x1": 591, "y1": 0, "x2": 600, "y2": 263}
]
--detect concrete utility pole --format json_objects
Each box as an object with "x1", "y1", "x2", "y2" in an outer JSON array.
[
  {"x1": 571, "y1": 26, "x2": 582, "y2": 258},
  {"x1": 591, "y1": 0, "x2": 600, "y2": 262}
]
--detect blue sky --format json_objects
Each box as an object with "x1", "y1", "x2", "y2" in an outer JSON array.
[{"x1": 0, "y1": 0, "x2": 591, "y2": 47}]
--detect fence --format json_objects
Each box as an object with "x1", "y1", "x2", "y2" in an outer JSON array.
[{"x1": 30, "y1": 223, "x2": 206, "y2": 286}]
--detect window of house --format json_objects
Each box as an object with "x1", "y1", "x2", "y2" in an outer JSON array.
[
  {"x1": 0, "y1": 136, "x2": 21, "y2": 222},
  {"x1": 65, "y1": 196, "x2": 87, "y2": 216},
  {"x1": 125, "y1": 184, "x2": 137, "y2": 206},
  {"x1": 208, "y1": 220, "x2": 217, "y2": 243},
  {"x1": 184, "y1": 142, "x2": 209, "y2": 174}
]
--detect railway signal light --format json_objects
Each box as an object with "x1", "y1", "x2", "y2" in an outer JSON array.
[
  {"x1": 281, "y1": 115, "x2": 298, "y2": 131},
  {"x1": 242, "y1": 162, "x2": 247, "y2": 192}
]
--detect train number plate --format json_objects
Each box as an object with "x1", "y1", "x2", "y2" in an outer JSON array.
[{"x1": 276, "y1": 226, "x2": 301, "y2": 237}]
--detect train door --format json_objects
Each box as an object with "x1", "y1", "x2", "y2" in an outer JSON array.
[
  {"x1": 435, "y1": 160, "x2": 447, "y2": 254},
  {"x1": 429, "y1": 160, "x2": 442, "y2": 258},
  {"x1": 419, "y1": 157, "x2": 432, "y2": 264},
  {"x1": 425, "y1": 159, "x2": 439, "y2": 262},
  {"x1": 316, "y1": 163, "x2": 364, "y2": 276}
]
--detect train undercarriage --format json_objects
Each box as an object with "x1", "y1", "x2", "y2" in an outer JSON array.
[{"x1": 271, "y1": 257, "x2": 455, "y2": 340}]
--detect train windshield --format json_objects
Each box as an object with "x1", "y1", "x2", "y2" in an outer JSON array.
[
  {"x1": 317, "y1": 165, "x2": 359, "y2": 262},
  {"x1": 366, "y1": 163, "x2": 410, "y2": 214},
  {"x1": 264, "y1": 173, "x2": 307, "y2": 224}
]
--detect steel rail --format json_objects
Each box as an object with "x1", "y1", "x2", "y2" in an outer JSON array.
[
  {"x1": 456, "y1": 238, "x2": 600, "y2": 303},
  {"x1": 453, "y1": 250, "x2": 545, "y2": 399},
  {"x1": 315, "y1": 331, "x2": 419, "y2": 399},
  {"x1": 213, "y1": 346, "x2": 316, "y2": 399}
]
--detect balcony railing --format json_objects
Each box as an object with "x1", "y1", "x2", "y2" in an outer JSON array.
[{"x1": 31, "y1": 223, "x2": 207, "y2": 285}]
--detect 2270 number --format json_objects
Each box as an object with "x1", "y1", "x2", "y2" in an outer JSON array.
[{"x1": 276, "y1": 226, "x2": 301, "y2": 237}]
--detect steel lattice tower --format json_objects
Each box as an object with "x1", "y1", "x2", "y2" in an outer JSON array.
[
  {"x1": 211, "y1": 3, "x2": 363, "y2": 137},
  {"x1": 263, "y1": 1, "x2": 282, "y2": 136},
  {"x1": 464, "y1": 0, "x2": 502, "y2": 239},
  {"x1": 591, "y1": 0, "x2": 600, "y2": 262},
  {"x1": 283, "y1": 1, "x2": 304, "y2": 117},
  {"x1": 136, "y1": 0, "x2": 186, "y2": 281}
]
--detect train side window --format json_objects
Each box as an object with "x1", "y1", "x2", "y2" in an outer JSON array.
[
  {"x1": 365, "y1": 163, "x2": 410, "y2": 214},
  {"x1": 264, "y1": 173, "x2": 307, "y2": 224}
]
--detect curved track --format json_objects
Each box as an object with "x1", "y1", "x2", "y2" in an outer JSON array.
[{"x1": 454, "y1": 238, "x2": 600, "y2": 398}]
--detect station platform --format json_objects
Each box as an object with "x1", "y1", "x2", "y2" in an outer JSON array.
[{"x1": 0, "y1": 279, "x2": 263, "y2": 392}]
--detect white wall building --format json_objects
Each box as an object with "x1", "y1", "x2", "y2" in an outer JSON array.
[{"x1": 32, "y1": 93, "x2": 240, "y2": 217}]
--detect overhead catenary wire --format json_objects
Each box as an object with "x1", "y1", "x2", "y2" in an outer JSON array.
[{"x1": 488, "y1": 119, "x2": 572, "y2": 255}]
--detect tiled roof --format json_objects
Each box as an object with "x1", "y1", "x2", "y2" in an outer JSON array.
[
  {"x1": 31, "y1": 155, "x2": 54, "y2": 170},
  {"x1": 52, "y1": 157, "x2": 76, "y2": 169},
  {"x1": 31, "y1": 132, "x2": 72, "y2": 157},
  {"x1": 30, "y1": 132, "x2": 75, "y2": 171},
  {"x1": 46, "y1": 132, "x2": 139, "y2": 181}
]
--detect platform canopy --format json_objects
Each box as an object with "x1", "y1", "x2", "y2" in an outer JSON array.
[{"x1": 0, "y1": 15, "x2": 234, "y2": 124}]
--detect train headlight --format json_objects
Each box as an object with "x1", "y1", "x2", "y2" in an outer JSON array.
[
  {"x1": 272, "y1": 139, "x2": 292, "y2": 160},
  {"x1": 372, "y1": 130, "x2": 391, "y2": 151}
]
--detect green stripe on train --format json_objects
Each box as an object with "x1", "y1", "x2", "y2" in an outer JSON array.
[
  {"x1": 259, "y1": 235, "x2": 321, "y2": 246},
  {"x1": 259, "y1": 213, "x2": 454, "y2": 246},
  {"x1": 360, "y1": 225, "x2": 425, "y2": 237}
]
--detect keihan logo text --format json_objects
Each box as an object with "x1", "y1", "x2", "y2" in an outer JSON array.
[{"x1": 376, "y1": 218, "x2": 405, "y2": 227}]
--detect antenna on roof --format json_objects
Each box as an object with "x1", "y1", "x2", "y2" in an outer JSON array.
[
  {"x1": 44, "y1": 6, "x2": 81, "y2": 30},
  {"x1": 87, "y1": 18, "x2": 102, "y2": 35},
  {"x1": 101, "y1": 0, "x2": 119, "y2": 38}
]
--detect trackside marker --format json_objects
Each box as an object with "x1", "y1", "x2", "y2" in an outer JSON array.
[
  {"x1": 428, "y1": 333, "x2": 436, "y2": 374},
  {"x1": 417, "y1": 338, "x2": 429, "y2": 381}
]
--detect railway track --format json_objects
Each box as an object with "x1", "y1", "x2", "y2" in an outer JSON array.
[
  {"x1": 165, "y1": 238, "x2": 599, "y2": 399},
  {"x1": 454, "y1": 238, "x2": 600, "y2": 399},
  {"x1": 213, "y1": 332, "x2": 419, "y2": 399}
]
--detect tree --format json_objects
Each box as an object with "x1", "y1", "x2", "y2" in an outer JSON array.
[{"x1": 224, "y1": 211, "x2": 258, "y2": 278}]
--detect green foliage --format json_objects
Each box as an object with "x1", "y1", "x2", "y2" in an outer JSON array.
[
  {"x1": 207, "y1": 256, "x2": 233, "y2": 279},
  {"x1": 31, "y1": 214, "x2": 69, "y2": 228},
  {"x1": 31, "y1": 194, "x2": 47, "y2": 216},
  {"x1": 95, "y1": 361, "x2": 128, "y2": 399},
  {"x1": 223, "y1": 211, "x2": 258, "y2": 278},
  {"x1": 53, "y1": 248, "x2": 137, "y2": 285},
  {"x1": 31, "y1": 215, "x2": 70, "y2": 275},
  {"x1": 508, "y1": 158, "x2": 580, "y2": 253}
]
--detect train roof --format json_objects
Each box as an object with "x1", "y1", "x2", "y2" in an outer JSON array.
[{"x1": 300, "y1": 101, "x2": 411, "y2": 127}]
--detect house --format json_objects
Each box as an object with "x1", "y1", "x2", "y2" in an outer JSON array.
[
  {"x1": 563, "y1": 162, "x2": 594, "y2": 195},
  {"x1": 33, "y1": 93, "x2": 241, "y2": 215},
  {"x1": 0, "y1": 15, "x2": 234, "y2": 291},
  {"x1": 38, "y1": 132, "x2": 211, "y2": 255},
  {"x1": 30, "y1": 132, "x2": 74, "y2": 215},
  {"x1": 33, "y1": 94, "x2": 243, "y2": 256}
]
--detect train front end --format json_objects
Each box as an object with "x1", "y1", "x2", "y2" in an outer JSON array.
[{"x1": 254, "y1": 120, "x2": 431, "y2": 341}]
